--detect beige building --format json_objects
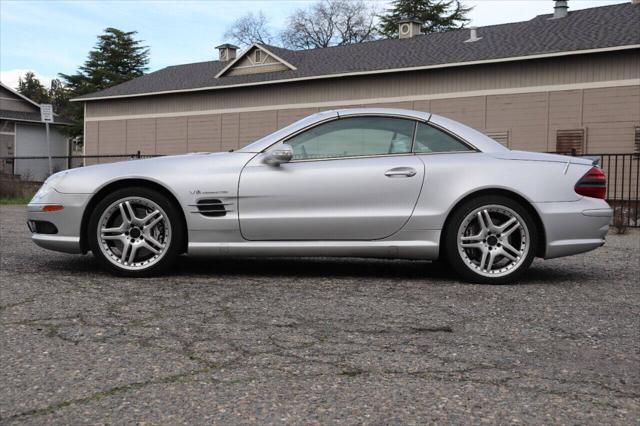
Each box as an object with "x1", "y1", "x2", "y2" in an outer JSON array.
[{"x1": 75, "y1": 2, "x2": 640, "y2": 161}]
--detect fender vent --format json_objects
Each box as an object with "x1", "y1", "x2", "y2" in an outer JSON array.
[{"x1": 194, "y1": 199, "x2": 228, "y2": 217}]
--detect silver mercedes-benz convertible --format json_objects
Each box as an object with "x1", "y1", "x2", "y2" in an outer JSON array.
[{"x1": 27, "y1": 108, "x2": 612, "y2": 284}]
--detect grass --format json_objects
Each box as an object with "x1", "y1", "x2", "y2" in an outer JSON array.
[{"x1": 0, "y1": 194, "x2": 34, "y2": 205}]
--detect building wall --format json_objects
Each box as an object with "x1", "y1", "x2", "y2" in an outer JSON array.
[
  {"x1": 83, "y1": 50, "x2": 640, "y2": 162},
  {"x1": 15, "y1": 123, "x2": 68, "y2": 181},
  {"x1": 0, "y1": 86, "x2": 39, "y2": 113}
]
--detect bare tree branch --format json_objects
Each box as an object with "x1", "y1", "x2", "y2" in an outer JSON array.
[
  {"x1": 280, "y1": 0, "x2": 380, "y2": 49},
  {"x1": 223, "y1": 11, "x2": 275, "y2": 47}
]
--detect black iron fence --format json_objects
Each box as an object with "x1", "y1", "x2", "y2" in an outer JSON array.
[
  {"x1": 589, "y1": 153, "x2": 639, "y2": 229},
  {"x1": 0, "y1": 152, "x2": 160, "y2": 182},
  {"x1": 1, "y1": 151, "x2": 638, "y2": 227}
]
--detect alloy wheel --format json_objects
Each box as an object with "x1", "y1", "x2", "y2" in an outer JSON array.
[
  {"x1": 97, "y1": 196, "x2": 172, "y2": 271},
  {"x1": 456, "y1": 204, "x2": 530, "y2": 278}
]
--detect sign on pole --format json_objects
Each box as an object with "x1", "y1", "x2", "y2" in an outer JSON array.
[
  {"x1": 40, "y1": 104, "x2": 54, "y2": 123},
  {"x1": 40, "y1": 104, "x2": 54, "y2": 175}
]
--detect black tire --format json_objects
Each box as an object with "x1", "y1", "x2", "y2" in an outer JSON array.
[
  {"x1": 88, "y1": 186, "x2": 185, "y2": 277},
  {"x1": 443, "y1": 195, "x2": 538, "y2": 284}
]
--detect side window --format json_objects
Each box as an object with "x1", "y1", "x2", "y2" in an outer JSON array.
[
  {"x1": 284, "y1": 117, "x2": 416, "y2": 160},
  {"x1": 414, "y1": 123, "x2": 472, "y2": 153}
]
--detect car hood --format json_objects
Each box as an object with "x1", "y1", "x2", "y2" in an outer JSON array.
[
  {"x1": 490, "y1": 150, "x2": 593, "y2": 165},
  {"x1": 52, "y1": 151, "x2": 255, "y2": 194}
]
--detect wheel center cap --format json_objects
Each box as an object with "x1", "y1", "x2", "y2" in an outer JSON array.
[
  {"x1": 487, "y1": 235, "x2": 498, "y2": 246},
  {"x1": 129, "y1": 227, "x2": 141, "y2": 239}
]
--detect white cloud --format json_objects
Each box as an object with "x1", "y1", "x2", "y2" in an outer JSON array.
[{"x1": 0, "y1": 69, "x2": 56, "y2": 90}]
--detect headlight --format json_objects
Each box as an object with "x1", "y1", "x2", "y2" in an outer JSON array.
[{"x1": 31, "y1": 172, "x2": 67, "y2": 202}]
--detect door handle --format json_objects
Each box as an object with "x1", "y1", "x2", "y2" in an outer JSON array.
[{"x1": 384, "y1": 167, "x2": 417, "y2": 178}]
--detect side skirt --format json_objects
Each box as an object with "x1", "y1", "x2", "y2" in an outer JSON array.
[{"x1": 188, "y1": 238, "x2": 439, "y2": 260}]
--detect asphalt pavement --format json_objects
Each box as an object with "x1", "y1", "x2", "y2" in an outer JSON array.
[{"x1": 1, "y1": 204, "x2": 639, "y2": 424}]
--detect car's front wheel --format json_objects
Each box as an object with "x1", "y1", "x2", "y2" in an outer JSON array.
[
  {"x1": 444, "y1": 195, "x2": 538, "y2": 284},
  {"x1": 88, "y1": 187, "x2": 184, "y2": 277}
]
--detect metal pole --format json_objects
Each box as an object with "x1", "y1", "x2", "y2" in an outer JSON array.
[{"x1": 46, "y1": 122, "x2": 52, "y2": 176}]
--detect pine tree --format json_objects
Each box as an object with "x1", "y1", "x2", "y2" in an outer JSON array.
[
  {"x1": 379, "y1": 0, "x2": 471, "y2": 38},
  {"x1": 17, "y1": 72, "x2": 49, "y2": 104},
  {"x1": 60, "y1": 28, "x2": 149, "y2": 137}
]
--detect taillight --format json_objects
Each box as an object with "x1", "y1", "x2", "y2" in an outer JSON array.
[{"x1": 575, "y1": 166, "x2": 606, "y2": 199}]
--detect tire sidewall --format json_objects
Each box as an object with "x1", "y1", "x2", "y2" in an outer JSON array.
[
  {"x1": 88, "y1": 187, "x2": 184, "y2": 277},
  {"x1": 444, "y1": 195, "x2": 538, "y2": 284}
]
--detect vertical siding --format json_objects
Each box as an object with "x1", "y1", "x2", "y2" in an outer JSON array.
[
  {"x1": 431, "y1": 97, "x2": 486, "y2": 130},
  {"x1": 156, "y1": 117, "x2": 187, "y2": 154},
  {"x1": 583, "y1": 86, "x2": 640, "y2": 153},
  {"x1": 85, "y1": 85, "x2": 640, "y2": 157},
  {"x1": 548, "y1": 90, "x2": 583, "y2": 152},
  {"x1": 220, "y1": 113, "x2": 240, "y2": 151},
  {"x1": 582, "y1": 86, "x2": 640, "y2": 124},
  {"x1": 586, "y1": 123, "x2": 639, "y2": 153},
  {"x1": 277, "y1": 107, "x2": 318, "y2": 127},
  {"x1": 412, "y1": 100, "x2": 431, "y2": 113},
  {"x1": 97, "y1": 121, "x2": 126, "y2": 162},
  {"x1": 367, "y1": 101, "x2": 413, "y2": 109},
  {"x1": 126, "y1": 118, "x2": 156, "y2": 154},
  {"x1": 238, "y1": 110, "x2": 277, "y2": 146},
  {"x1": 85, "y1": 122, "x2": 99, "y2": 165},
  {"x1": 188, "y1": 115, "x2": 222, "y2": 152},
  {"x1": 486, "y1": 93, "x2": 549, "y2": 151}
]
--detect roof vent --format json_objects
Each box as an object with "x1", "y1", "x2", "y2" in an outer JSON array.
[
  {"x1": 397, "y1": 18, "x2": 422, "y2": 39},
  {"x1": 464, "y1": 26, "x2": 482, "y2": 43},
  {"x1": 552, "y1": 1, "x2": 569, "y2": 19},
  {"x1": 216, "y1": 43, "x2": 239, "y2": 62}
]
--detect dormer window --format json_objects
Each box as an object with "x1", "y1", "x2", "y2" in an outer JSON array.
[{"x1": 254, "y1": 50, "x2": 263, "y2": 63}]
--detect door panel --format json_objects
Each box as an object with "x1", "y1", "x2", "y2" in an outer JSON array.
[{"x1": 238, "y1": 155, "x2": 425, "y2": 240}]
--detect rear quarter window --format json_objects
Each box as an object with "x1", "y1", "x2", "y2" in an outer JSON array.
[{"x1": 413, "y1": 123, "x2": 472, "y2": 153}]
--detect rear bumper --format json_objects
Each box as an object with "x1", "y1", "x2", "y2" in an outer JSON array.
[{"x1": 535, "y1": 198, "x2": 612, "y2": 259}]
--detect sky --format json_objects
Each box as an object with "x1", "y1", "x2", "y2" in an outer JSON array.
[{"x1": 0, "y1": 0, "x2": 627, "y2": 89}]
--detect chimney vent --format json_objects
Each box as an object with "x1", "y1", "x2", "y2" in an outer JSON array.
[
  {"x1": 553, "y1": 1, "x2": 569, "y2": 19},
  {"x1": 397, "y1": 18, "x2": 422, "y2": 39},
  {"x1": 216, "y1": 43, "x2": 239, "y2": 62},
  {"x1": 464, "y1": 26, "x2": 482, "y2": 43}
]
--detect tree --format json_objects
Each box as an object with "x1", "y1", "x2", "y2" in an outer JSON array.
[
  {"x1": 60, "y1": 27, "x2": 150, "y2": 137},
  {"x1": 224, "y1": 11, "x2": 275, "y2": 46},
  {"x1": 16, "y1": 72, "x2": 70, "y2": 118},
  {"x1": 378, "y1": 0, "x2": 471, "y2": 38},
  {"x1": 17, "y1": 72, "x2": 49, "y2": 104},
  {"x1": 47, "y1": 79, "x2": 70, "y2": 119},
  {"x1": 281, "y1": 0, "x2": 379, "y2": 49}
]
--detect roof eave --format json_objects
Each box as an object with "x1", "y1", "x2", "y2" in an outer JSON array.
[
  {"x1": 71, "y1": 44, "x2": 640, "y2": 103},
  {"x1": 0, "y1": 116, "x2": 71, "y2": 126},
  {"x1": 0, "y1": 81, "x2": 43, "y2": 109}
]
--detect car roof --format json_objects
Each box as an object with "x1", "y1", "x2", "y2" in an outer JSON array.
[{"x1": 238, "y1": 108, "x2": 508, "y2": 153}]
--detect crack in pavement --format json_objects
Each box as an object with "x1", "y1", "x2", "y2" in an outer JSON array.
[{"x1": 1, "y1": 205, "x2": 638, "y2": 423}]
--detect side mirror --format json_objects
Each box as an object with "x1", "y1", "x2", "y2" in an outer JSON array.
[{"x1": 264, "y1": 144, "x2": 293, "y2": 166}]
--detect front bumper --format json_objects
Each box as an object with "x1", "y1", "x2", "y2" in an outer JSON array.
[
  {"x1": 535, "y1": 197, "x2": 612, "y2": 259},
  {"x1": 27, "y1": 190, "x2": 91, "y2": 254}
]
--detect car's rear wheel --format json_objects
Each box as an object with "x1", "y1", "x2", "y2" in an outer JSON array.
[
  {"x1": 88, "y1": 187, "x2": 183, "y2": 277},
  {"x1": 444, "y1": 195, "x2": 537, "y2": 284}
]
